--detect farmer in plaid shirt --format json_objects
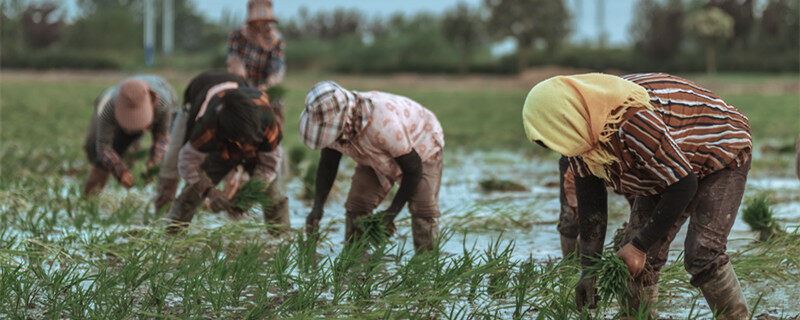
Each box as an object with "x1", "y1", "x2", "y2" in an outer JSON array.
[{"x1": 226, "y1": 0, "x2": 285, "y2": 91}]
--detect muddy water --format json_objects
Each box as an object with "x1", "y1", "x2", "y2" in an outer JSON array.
[
  {"x1": 282, "y1": 150, "x2": 800, "y2": 258},
  {"x1": 277, "y1": 150, "x2": 800, "y2": 317}
]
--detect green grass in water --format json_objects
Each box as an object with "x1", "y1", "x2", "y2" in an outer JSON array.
[
  {"x1": 479, "y1": 178, "x2": 528, "y2": 192},
  {"x1": 587, "y1": 250, "x2": 632, "y2": 306},
  {"x1": 232, "y1": 180, "x2": 272, "y2": 211},
  {"x1": 743, "y1": 193, "x2": 785, "y2": 241}
]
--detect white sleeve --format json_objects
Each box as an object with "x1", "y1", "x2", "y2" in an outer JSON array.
[{"x1": 178, "y1": 143, "x2": 208, "y2": 185}]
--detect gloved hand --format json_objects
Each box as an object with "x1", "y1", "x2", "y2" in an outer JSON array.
[
  {"x1": 305, "y1": 207, "x2": 323, "y2": 236},
  {"x1": 154, "y1": 177, "x2": 179, "y2": 212},
  {"x1": 119, "y1": 171, "x2": 134, "y2": 188},
  {"x1": 575, "y1": 271, "x2": 598, "y2": 310},
  {"x1": 207, "y1": 188, "x2": 232, "y2": 213},
  {"x1": 617, "y1": 242, "x2": 647, "y2": 277}
]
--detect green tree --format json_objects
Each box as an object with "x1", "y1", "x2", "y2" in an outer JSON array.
[
  {"x1": 484, "y1": 0, "x2": 571, "y2": 70},
  {"x1": 442, "y1": 3, "x2": 486, "y2": 73},
  {"x1": 684, "y1": 7, "x2": 734, "y2": 74},
  {"x1": 631, "y1": 0, "x2": 685, "y2": 60},
  {"x1": 759, "y1": 0, "x2": 800, "y2": 51}
]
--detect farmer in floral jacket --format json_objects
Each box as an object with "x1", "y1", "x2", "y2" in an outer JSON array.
[
  {"x1": 83, "y1": 75, "x2": 177, "y2": 196},
  {"x1": 524, "y1": 73, "x2": 752, "y2": 319},
  {"x1": 301, "y1": 81, "x2": 445, "y2": 252},
  {"x1": 154, "y1": 71, "x2": 286, "y2": 233}
]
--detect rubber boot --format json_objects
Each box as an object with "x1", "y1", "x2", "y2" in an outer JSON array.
[
  {"x1": 621, "y1": 284, "x2": 659, "y2": 319},
  {"x1": 699, "y1": 262, "x2": 749, "y2": 320},
  {"x1": 263, "y1": 196, "x2": 290, "y2": 235},
  {"x1": 83, "y1": 166, "x2": 110, "y2": 196},
  {"x1": 411, "y1": 216, "x2": 439, "y2": 252},
  {"x1": 166, "y1": 185, "x2": 204, "y2": 234},
  {"x1": 560, "y1": 235, "x2": 578, "y2": 258}
]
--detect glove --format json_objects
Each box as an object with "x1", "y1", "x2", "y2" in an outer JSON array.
[
  {"x1": 207, "y1": 188, "x2": 232, "y2": 213},
  {"x1": 154, "y1": 177, "x2": 179, "y2": 212},
  {"x1": 119, "y1": 171, "x2": 134, "y2": 188},
  {"x1": 617, "y1": 242, "x2": 647, "y2": 278},
  {"x1": 305, "y1": 207, "x2": 323, "y2": 236},
  {"x1": 575, "y1": 272, "x2": 598, "y2": 310}
]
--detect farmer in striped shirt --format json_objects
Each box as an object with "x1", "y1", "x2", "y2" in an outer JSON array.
[
  {"x1": 523, "y1": 73, "x2": 752, "y2": 319},
  {"x1": 83, "y1": 75, "x2": 177, "y2": 196},
  {"x1": 300, "y1": 81, "x2": 445, "y2": 252},
  {"x1": 154, "y1": 71, "x2": 286, "y2": 233}
]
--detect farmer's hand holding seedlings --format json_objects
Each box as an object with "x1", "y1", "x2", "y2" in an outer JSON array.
[{"x1": 524, "y1": 73, "x2": 751, "y2": 318}]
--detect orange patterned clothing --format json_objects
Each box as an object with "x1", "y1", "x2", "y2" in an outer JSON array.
[{"x1": 330, "y1": 92, "x2": 444, "y2": 190}]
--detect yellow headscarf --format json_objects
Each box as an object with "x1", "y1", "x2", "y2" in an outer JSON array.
[{"x1": 522, "y1": 73, "x2": 654, "y2": 180}]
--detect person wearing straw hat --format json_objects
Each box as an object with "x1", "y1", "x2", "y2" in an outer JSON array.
[
  {"x1": 227, "y1": 0, "x2": 285, "y2": 91},
  {"x1": 523, "y1": 73, "x2": 752, "y2": 319},
  {"x1": 83, "y1": 75, "x2": 177, "y2": 196},
  {"x1": 154, "y1": 71, "x2": 286, "y2": 234},
  {"x1": 300, "y1": 81, "x2": 445, "y2": 252}
]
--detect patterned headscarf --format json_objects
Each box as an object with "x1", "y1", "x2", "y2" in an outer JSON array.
[{"x1": 299, "y1": 81, "x2": 373, "y2": 150}]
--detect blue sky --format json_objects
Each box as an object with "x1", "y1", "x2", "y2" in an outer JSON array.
[{"x1": 59, "y1": 0, "x2": 638, "y2": 44}]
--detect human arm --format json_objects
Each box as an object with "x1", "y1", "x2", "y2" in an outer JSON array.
[{"x1": 305, "y1": 148, "x2": 342, "y2": 234}]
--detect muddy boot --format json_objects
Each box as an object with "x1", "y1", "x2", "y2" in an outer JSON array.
[
  {"x1": 699, "y1": 262, "x2": 749, "y2": 320},
  {"x1": 166, "y1": 186, "x2": 205, "y2": 234},
  {"x1": 411, "y1": 216, "x2": 439, "y2": 252},
  {"x1": 560, "y1": 235, "x2": 578, "y2": 258},
  {"x1": 345, "y1": 211, "x2": 369, "y2": 245},
  {"x1": 83, "y1": 166, "x2": 110, "y2": 197},
  {"x1": 621, "y1": 283, "x2": 659, "y2": 319},
  {"x1": 263, "y1": 196, "x2": 290, "y2": 235}
]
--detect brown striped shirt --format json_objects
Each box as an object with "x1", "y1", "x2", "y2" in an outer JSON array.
[{"x1": 569, "y1": 73, "x2": 752, "y2": 196}]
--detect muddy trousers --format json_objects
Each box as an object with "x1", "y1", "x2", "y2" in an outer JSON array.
[
  {"x1": 617, "y1": 160, "x2": 751, "y2": 318},
  {"x1": 167, "y1": 153, "x2": 289, "y2": 233},
  {"x1": 344, "y1": 159, "x2": 443, "y2": 252}
]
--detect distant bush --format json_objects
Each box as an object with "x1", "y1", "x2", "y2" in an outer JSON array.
[{"x1": 1, "y1": 49, "x2": 122, "y2": 70}]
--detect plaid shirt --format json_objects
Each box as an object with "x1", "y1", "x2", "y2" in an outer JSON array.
[{"x1": 227, "y1": 29, "x2": 285, "y2": 88}]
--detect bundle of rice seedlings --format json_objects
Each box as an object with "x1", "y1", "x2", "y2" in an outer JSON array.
[
  {"x1": 589, "y1": 250, "x2": 632, "y2": 305},
  {"x1": 355, "y1": 212, "x2": 392, "y2": 247},
  {"x1": 232, "y1": 179, "x2": 272, "y2": 212},
  {"x1": 479, "y1": 178, "x2": 528, "y2": 192},
  {"x1": 743, "y1": 193, "x2": 784, "y2": 241}
]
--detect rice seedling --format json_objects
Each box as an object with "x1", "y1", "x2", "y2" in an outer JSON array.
[
  {"x1": 743, "y1": 192, "x2": 785, "y2": 241},
  {"x1": 586, "y1": 250, "x2": 633, "y2": 307},
  {"x1": 301, "y1": 161, "x2": 317, "y2": 201},
  {"x1": 231, "y1": 179, "x2": 272, "y2": 212},
  {"x1": 478, "y1": 178, "x2": 528, "y2": 192}
]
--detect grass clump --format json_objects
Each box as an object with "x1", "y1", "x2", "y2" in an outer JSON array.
[
  {"x1": 301, "y1": 162, "x2": 317, "y2": 201},
  {"x1": 232, "y1": 179, "x2": 272, "y2": 211},
  {"x1": 479, "y1": 178, "x2": 528, "y2": 192},
  {"x1": 743, "y1": 193, "x2": 784, "y2": 241}
]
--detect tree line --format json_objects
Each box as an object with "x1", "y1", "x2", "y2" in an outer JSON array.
[{"x1": 1, "y1": 0, "x2": 798, "y2": 73}]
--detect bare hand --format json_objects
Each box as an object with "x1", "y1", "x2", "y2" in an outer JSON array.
[
  {"x1": 305, "y1": 208, "x2": 323, "y2": 236},
  {"x1": 617, "y1": 243, "x2": 646, "y2": 277}
]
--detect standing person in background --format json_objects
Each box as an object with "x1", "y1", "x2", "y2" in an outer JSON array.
[
  {"x1": 301, "y1": 81, "x2": 445, "y2": 252},
  {"x1": 523, "y1": 73, "x2": 752, "y2": 319},
  {"x1": 227, "y1": 0, "x2": 285, "y2": 91},
  {"x1": 83, "y1": 75, "x2": 177, "y2": 196}
]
